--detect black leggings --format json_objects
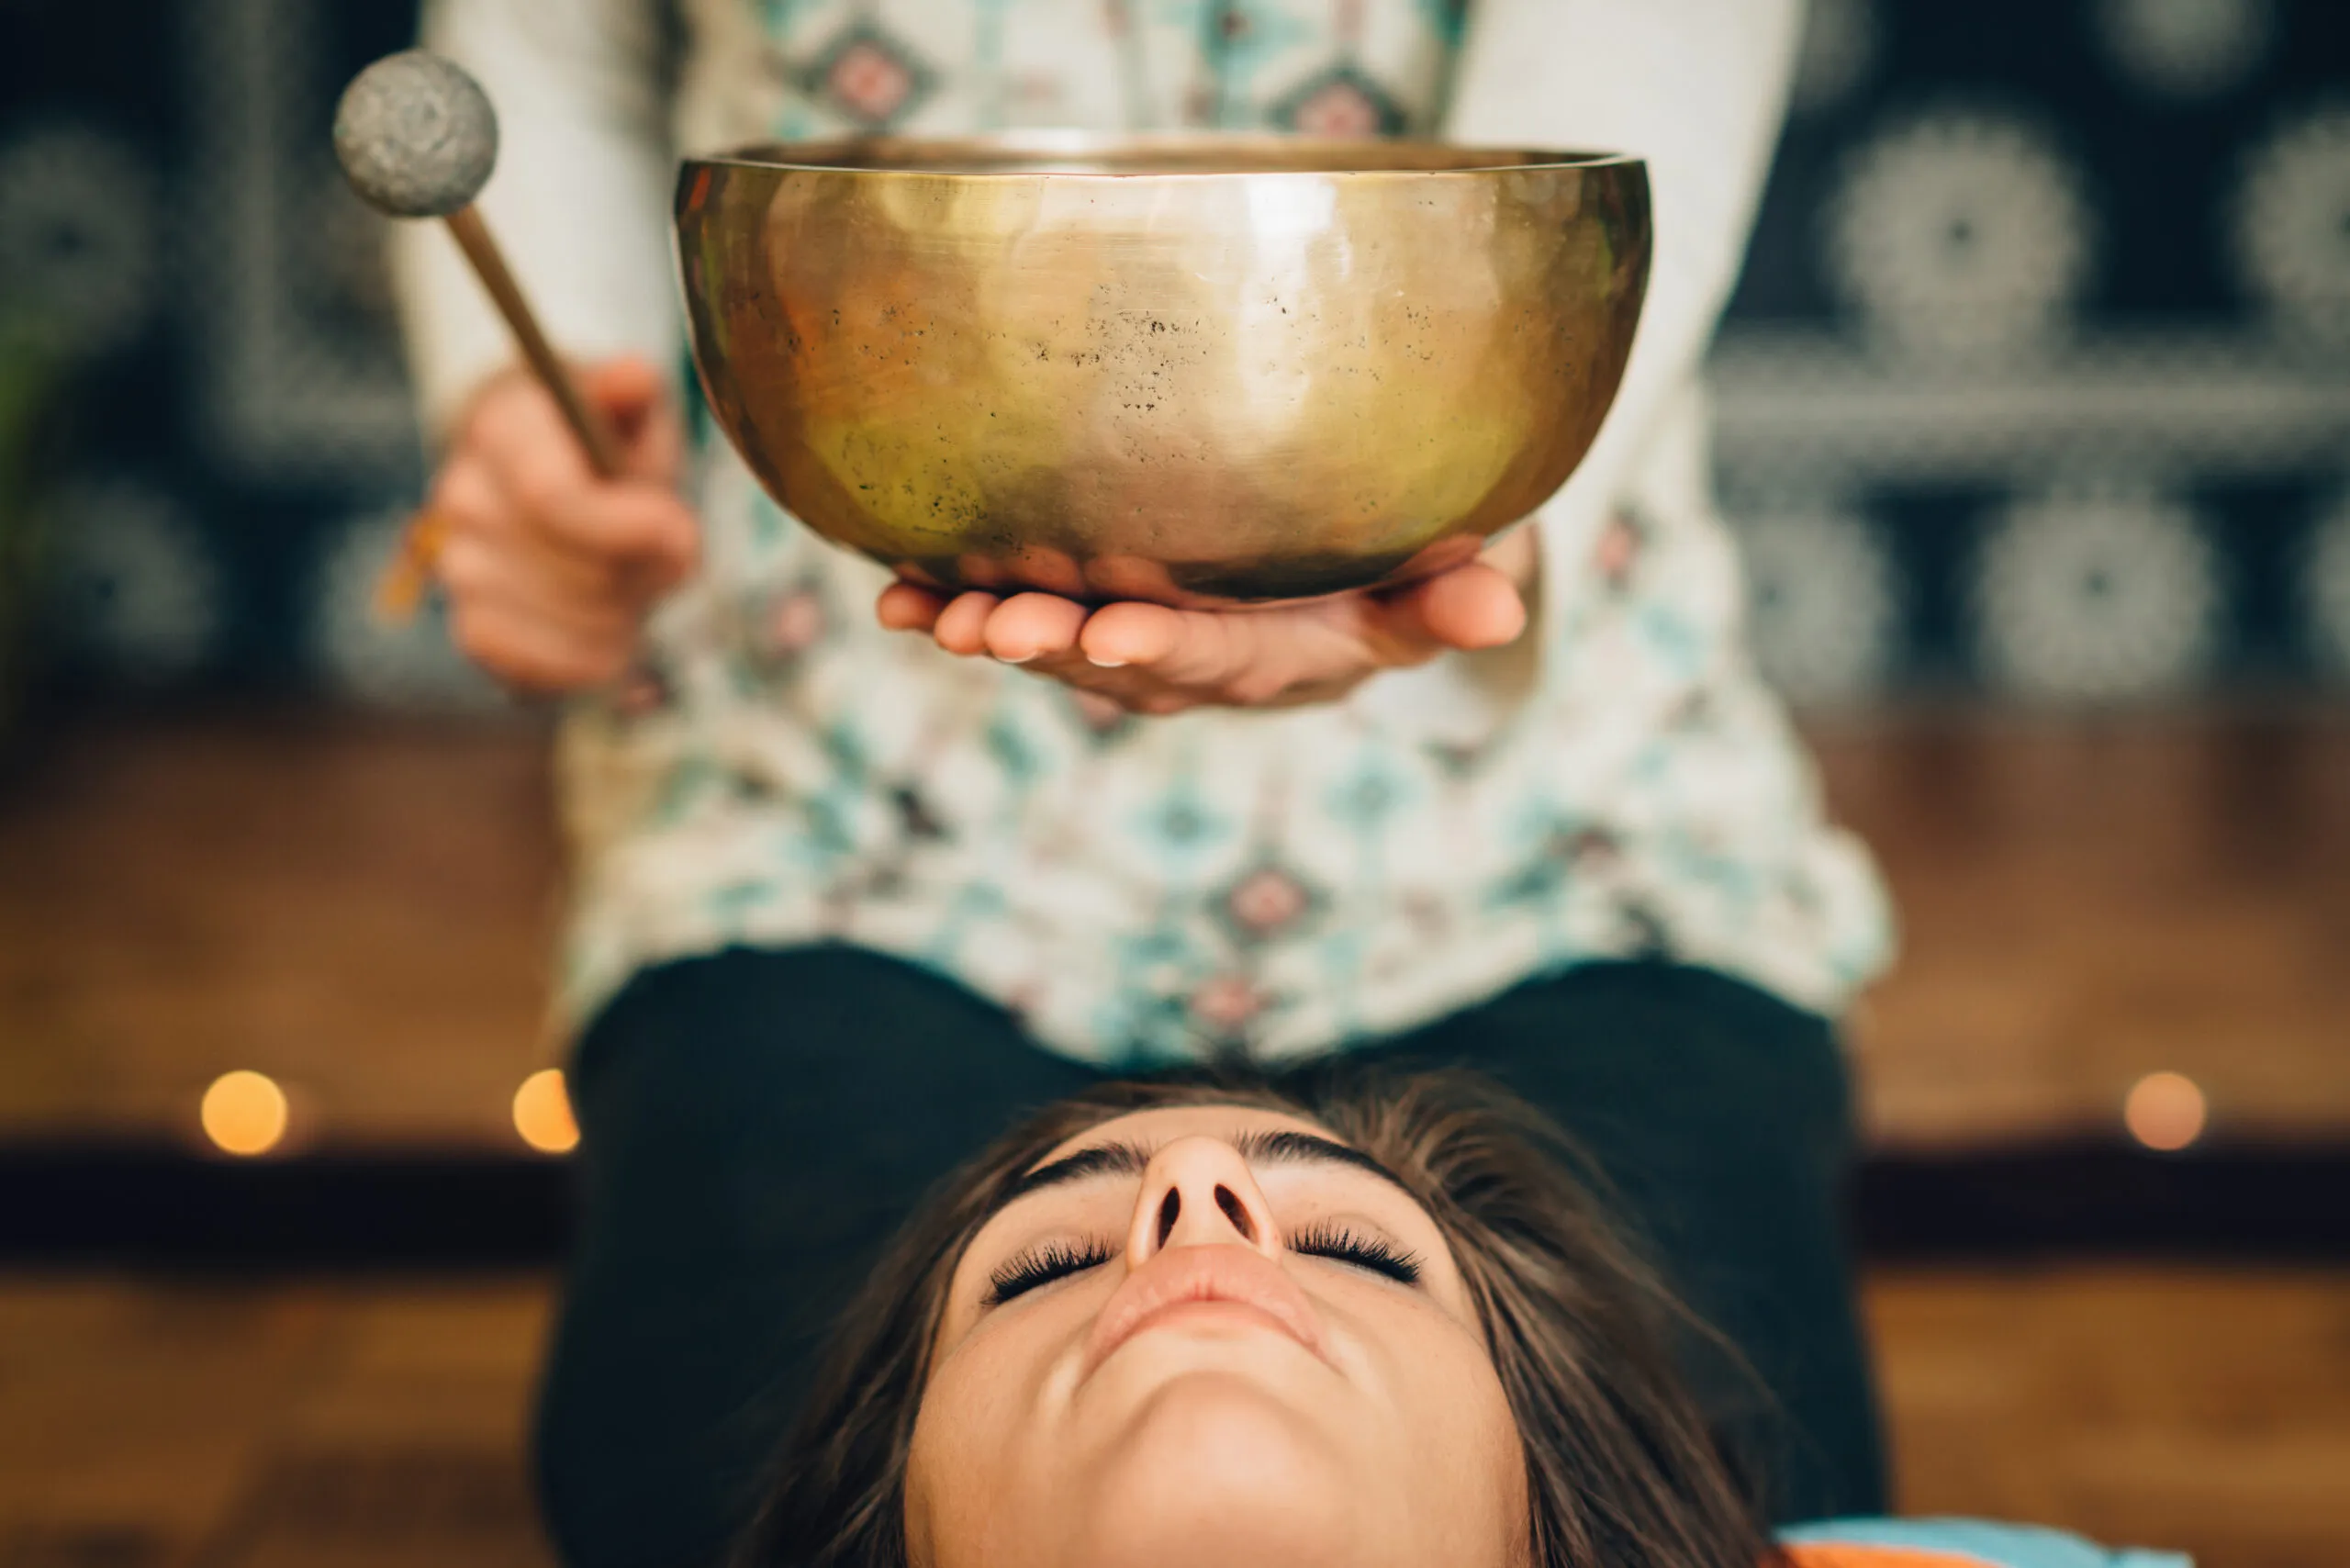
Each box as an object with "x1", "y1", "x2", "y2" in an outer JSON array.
[{"x1": 537, "y1": 947, "x2": 1887, "y2": 1568}]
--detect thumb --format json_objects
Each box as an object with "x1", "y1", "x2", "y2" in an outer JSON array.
[
  {"x1": 1388, "y1": 561, "x2": 1528, "y2": 651},
  {"x1": 579, "y1": 356, "x2": 682, "y2": 485},
  {"x1": 579, "y1": 355, "x2": 667, "y2": 421}
]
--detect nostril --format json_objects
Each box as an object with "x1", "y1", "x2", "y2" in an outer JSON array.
[
  {"x1": 1156, "y1": 1186, "x2": 1181, "y2": 1249},
  {"x1": 1214, "y1": 1183, "x2": 1256, "y2": 1242}
]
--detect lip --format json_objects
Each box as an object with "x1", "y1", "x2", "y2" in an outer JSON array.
[{"x1": 1083, "y1": 1246, "x2": 1328, "y2": 1378}]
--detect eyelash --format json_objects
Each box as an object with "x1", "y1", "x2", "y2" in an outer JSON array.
[
  {"x1": 982, "y1": 1224, "x2": 1424, "y2": 1306},
  {"x1": 1289, "y1": 1222, "x2": 1425, "y2": 1286},
  {"x1": 984, "y1": 1238, "x2": 1116, "y2": 1306}
]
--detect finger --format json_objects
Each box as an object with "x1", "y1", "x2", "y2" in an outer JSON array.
[
  {"x1": 469, "y1": 374, "x2": 594, "y2": 489},
  {"x1": 1002, "y1": 545, "x2": 1088, "y2": 599},
  {"x1": 625, "y1": 401, "x2": 686, "y2": 487},
  {"x1": 449, "y1": 599, "x2": 633, "y2": 695},
  {"x1": 984, "y1": 593, "x2": 1089, "y2": 664},
  {"x1": 494, "y1": 462, "x2": 699, "y2": 590},
  {"x1": 435, "y1": 457, "x2": 631, "y2": 613},
  {"x1": 1074, "y1": 601, "x2": 1192, "y2": 671},
  {"x1": 932, "y1": 592, "x2": 1002, "y2": 655},
  {"x1": 579, "y1": 356, "x2": 666, "y2": 428},
  {"x1": 1080, "y1": 602, "x2": 1313, "y2": 700},
  {"x1": 436, "y1": 535, "x2": 643, "y2": 648},
  {"x1": 429, "y1": 453, "x2": 506, "y2": 542},
  {"x1": 566, "y1": 487, "x2": 699, "y2": 591},
  {"x1": 472, "y1": 379, "x2": 694, "y2": 587},
  {"x1": 431, "y1": 476, "x2": 630, "y2": 610},
  {"x1": 1391, "y1": 562, "x2": 1527, "y2": 651},
  {"x1": 445, "y1": 520, "x2": 647, "y2": 622},
  {"x1": 954, "y1": 553, "x2": 1013, "y2": 591},
  {"x1": 995, "y1": 647, "x2": 1203, "y2": 716},
  {"x1": 877, "y1": 581, "x2": 947, "y2": 633}
]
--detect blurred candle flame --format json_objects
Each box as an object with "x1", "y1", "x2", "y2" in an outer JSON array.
[
  {"x1": 201, "y1": 1070, "x2": 289, "y2": 1157},
  {"x1": 2124, "y1": 1070, "x2": 2207, "y2": 1152},
  {"x1": 513, "y1": 1069, "x2": 579, "y2": 1155}
]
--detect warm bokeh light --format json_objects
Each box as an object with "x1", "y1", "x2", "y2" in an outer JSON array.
[
  {"x1": 2124, "y1": 1070, "x2": 2208, "y2": 1151},
  {"x1": 513, "y1": 1068, "x2": 579, "y2": 1155},
  {"x1": 200, "y1": 1070, "x2": 289, "y2": 1157}
]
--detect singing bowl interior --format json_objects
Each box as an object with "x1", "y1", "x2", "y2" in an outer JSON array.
[{"x1": 676, "y1": 134, "x2": 1651, "y2": 605}]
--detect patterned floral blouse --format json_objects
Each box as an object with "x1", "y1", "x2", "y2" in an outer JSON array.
[{"x1": 400, "y1": 0, "x2": 1896, "y2": 1064}]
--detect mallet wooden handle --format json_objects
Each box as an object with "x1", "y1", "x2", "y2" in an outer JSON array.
[{"x1": 442, "y1": 205, "x2": 624, "y2": 480}]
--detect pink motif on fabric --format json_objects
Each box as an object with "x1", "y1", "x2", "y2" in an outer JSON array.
[
  {"x1": 765, "y1": 591, "x2": 825, "y2": 655},
  {"x1": 832, "y1": 42, "x2": 913, "y2": 120},
  {"x1": 1010, "y1": 71, "x2": 1064, "y2": 111},
  {"x1": 809, "y1": 26, "x2": 932, "y2": 128},
  {"x1": 1272, "y1": 63, "x2": 1405, "y2": 138},
  {"x1": 1069, "y1": 690, "x2": 1129, "y2": 734},
  {"x1": 1594, "y1": 515, "x2": 1643, "y2": 585},
  {"x1": 1192, "y1": 975, "x2": 1267, "y2": 1031},
  {"x1": 610, "y1": 666, "x2": 671, "y2": 718},
  {"x1": 1288, "y1": 78, "x2": 1385, "y2": 138},
  {"x1": 1225, "y1": 867, "x2": 1312, "y2": 935}
]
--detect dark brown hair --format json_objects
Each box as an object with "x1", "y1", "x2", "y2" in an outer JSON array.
[{"x1": 739, "y1": 1070, "x2": 1773, "y2": 1568}]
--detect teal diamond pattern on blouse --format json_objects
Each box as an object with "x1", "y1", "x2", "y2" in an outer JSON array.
[
  {"x1": 1201, "y1": 0, "x2": 1316, "y2": 126},
  {"x1": 1134, "y1": 781, "x2": 1236, "y2": 869},
  {"x1": 1484, "y1": 812, "x2": 1613, "y2": 909},
  {"x1": 984, "y1": 711, "x2": 1043, "y2": 788},
  {"x1": 758, "y1": 0, "x2": 808, "y2": 36},
  {"x1": 1416, "y1": 0, "x2": 1470, "y2": 46},
  {"x1": 1326, "y1": 750, "x2": 1416, "y2": 834}
]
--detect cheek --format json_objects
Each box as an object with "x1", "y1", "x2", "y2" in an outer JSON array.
[
  {"x1": 1422, "y1": 1332, "x2": 1528, "y2": 1548},
  {"x1": 905, "y1": 1353, "x2": 1014, "y2": 1568},
  {"x1": 903, "y1": 1310, "x2": 1089, "y2": 1568},
  {"x1": 1332, "y1": 1301, "x2": 1529, "y2": 1565}
]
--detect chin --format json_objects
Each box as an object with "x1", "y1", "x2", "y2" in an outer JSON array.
[{"x1": 1067, "y1": 1370, "x2": 1360, "y2": 1568}]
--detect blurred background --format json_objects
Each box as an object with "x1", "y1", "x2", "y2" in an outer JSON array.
[{"x1": 1, "y1": 0, "x2": 2344, "y2": 1563}]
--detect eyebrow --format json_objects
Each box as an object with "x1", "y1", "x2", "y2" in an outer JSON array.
[{"x1": 990, "y1": 1126, "x2": 1411, "y2": 1215}]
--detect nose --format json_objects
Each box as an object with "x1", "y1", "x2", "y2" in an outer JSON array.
[{"x1": 1125, "y1": 1136, "x2": 1284, "y2": 1268}]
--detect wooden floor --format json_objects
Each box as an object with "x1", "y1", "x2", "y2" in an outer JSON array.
[
  {"x1": 0, "y1": 1273, "x2": 553, "y2": 1568},
  {"x1": 1, "y1": 704, "x2": 2344, "y2": 1149},
  {"x1": 1871, "y1": 1267, "x2": 2350, "y2": 1568},
  {"x1": 1, "y1": 1266, "x2": 2343, "y2": 1567}
]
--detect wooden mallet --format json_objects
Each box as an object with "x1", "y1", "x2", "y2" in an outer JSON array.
[{"x1": 333, "y1": 50, "x2": 623, "y2": 620}]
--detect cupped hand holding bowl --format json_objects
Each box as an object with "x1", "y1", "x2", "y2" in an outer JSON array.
[{"x1": 872, "y1": 531, "x2": 1532, "y2": 715}]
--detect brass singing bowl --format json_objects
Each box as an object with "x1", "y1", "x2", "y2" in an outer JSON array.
[{"x1": 675, "y1": 134, "x2": 1651, "y2": 605}]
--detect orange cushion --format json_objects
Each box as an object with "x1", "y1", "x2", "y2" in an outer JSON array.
[{"x1": 1785, "y1": 1546, "x2": 1995, "y2": 1568}]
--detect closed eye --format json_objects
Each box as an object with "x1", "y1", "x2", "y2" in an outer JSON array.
[
  {"x1": 984, "y1": 1237, "x2": 1115, "y2": 1306},
  {"x1": 1288, "y1": 1221, "x2": 1423, "y2": 1286}
]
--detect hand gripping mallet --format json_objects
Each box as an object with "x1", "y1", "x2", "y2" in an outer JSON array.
[{"x1": 333, "y1": 50, "x2": 625, "y2": 620}]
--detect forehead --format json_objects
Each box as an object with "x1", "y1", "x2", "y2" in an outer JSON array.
[{"x1": 1035, "y1": 1103, "x2": 1337, "y2": 1167}]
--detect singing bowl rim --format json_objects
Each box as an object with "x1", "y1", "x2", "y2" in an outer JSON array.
[{"x1": 682, "y1": 130, "x2": 1643, "y2": 183}]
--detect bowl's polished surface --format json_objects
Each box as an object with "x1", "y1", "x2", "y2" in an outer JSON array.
[{"x1": 675, "y1": 134, "x2": 1650, "y2": 604}]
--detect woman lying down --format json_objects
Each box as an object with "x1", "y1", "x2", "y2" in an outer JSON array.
[{"x1": 739, "y1": 1072, "x2": 2182, "y2": 1568}]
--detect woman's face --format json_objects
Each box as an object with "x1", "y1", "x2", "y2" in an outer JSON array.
[{"x1": 904, "y1": 1103, "x2": 1528, "y2": 1568}]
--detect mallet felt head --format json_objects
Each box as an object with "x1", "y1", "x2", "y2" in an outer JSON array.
[{"x1": 333, "y1": 50, "x2": 498, "y2": 219}]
